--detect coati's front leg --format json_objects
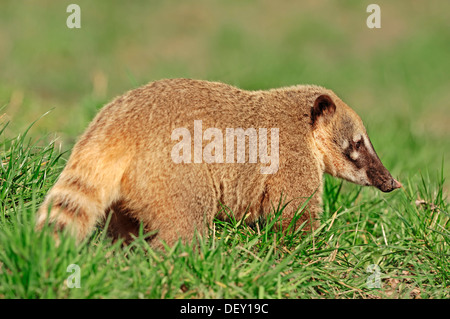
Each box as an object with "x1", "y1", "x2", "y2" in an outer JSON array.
[{"x1": 263, "y1": 169, "x2": 323, "y2": 234}]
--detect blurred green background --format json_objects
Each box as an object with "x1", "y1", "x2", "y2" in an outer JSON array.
[{"x1": 1, "y1": 0, "x2": 449, "y2": 188}]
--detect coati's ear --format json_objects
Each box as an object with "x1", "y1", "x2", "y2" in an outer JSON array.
[{"x1": 311, "y1": 94, "x2": 336, "y2": 127}]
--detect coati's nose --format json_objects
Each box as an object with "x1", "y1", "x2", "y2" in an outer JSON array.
[
  {"x1": 392, "y1": 179, "x2": 402, "y2": 190},
  {"x1": 374, "y1": 174, "x2": 402, "y2": 192},
  {"x1": 380, "y1": 178, "x2": 402, "y2": 193}
]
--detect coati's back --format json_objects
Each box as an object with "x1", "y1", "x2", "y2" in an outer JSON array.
[{"x1": 36, "y1": 78, "x2": 277, "y2": 242}]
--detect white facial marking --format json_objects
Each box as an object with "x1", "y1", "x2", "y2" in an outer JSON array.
[
  {"x1": 342, "y1": 140, "x2": 349, "y2": 149},
  {"x1": 353, "y1": 133, "x2": 362, "y2": 143},
  {"x1": 350, "y1": 150, "x2": 359, "y2": 160},
  {"x1": 339, "y1": 165, "x2": 369, "y2": 186},
  {"x1": 362, "y1": 135, "x2": 375, "y2": 155}
]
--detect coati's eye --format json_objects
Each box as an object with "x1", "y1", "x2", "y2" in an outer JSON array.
[{"x1": 355, "y1": 140, "x2": 361, "y2": 150}]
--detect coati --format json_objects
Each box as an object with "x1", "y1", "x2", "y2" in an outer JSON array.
[{"x1": 36, "y1": 78, "x2": 401, "y2": 248}]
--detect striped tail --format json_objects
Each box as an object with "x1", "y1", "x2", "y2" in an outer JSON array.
[{"x1": 36, "y1": 145, "x2": 132, "y2": 242}]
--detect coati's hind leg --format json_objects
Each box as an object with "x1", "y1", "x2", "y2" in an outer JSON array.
[
  {"x1": 104, "y1": 204, "x2": 203, "y2": 250},
  {"x1": 100, "y1": 194, "x2": 197, "y2": 249}
]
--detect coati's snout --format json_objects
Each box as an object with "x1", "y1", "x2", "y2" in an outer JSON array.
[
  {"x1": 364, "y1": 145, "x2": 402, "y2": 192},
  {"x1": 311, "y1": 94, "x2": 401, "y2": 193}
]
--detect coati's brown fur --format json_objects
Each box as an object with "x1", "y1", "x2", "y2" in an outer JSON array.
[{"x1": 37, "y1": 78, "x2": 400, "y2": 248}]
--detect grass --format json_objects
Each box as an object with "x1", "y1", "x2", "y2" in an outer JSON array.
[
  {"x1": 0, "y1": 122, "x2": 448, "y2": 298},
  {"x1": 0, "y1": 1, "x2": 449, "y2": 299}
]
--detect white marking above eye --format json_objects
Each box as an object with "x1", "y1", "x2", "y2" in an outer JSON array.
[{"x1": 353, "y1": 134, "x2": 362, "y2": 143}]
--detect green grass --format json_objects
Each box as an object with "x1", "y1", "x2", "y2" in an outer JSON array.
[
  {"x1": 0, "y1": 122, "x2": 448, "y2": 298},
  {"x1": 0, "y1": 1, "x2": 449, "y2": 299}
]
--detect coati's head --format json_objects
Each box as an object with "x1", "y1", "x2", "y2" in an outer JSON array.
[{"x1": 311, "y1": 93, "x2": 401, "y2": 193}]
